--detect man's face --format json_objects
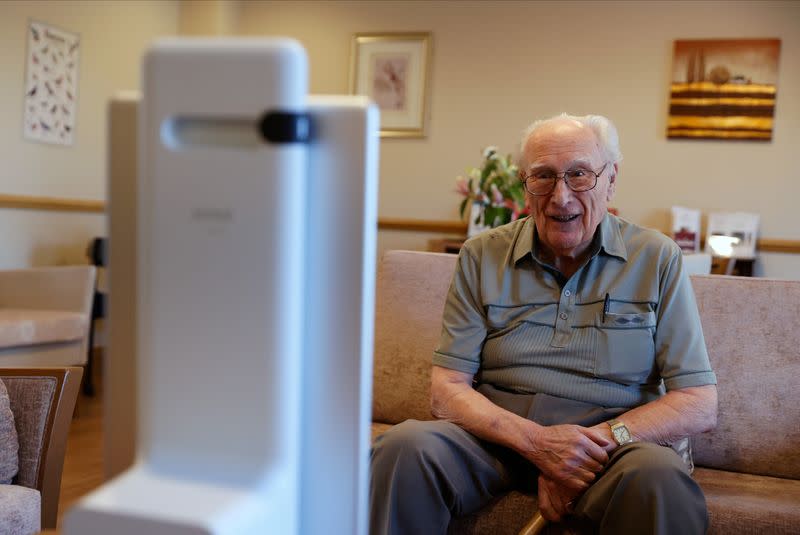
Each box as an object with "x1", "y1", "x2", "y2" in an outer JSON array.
[{"x1": 521, "y1": 119, "x2": 616, "y2": 261}]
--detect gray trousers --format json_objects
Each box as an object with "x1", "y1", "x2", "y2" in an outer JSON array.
[{"x1": 370, "y1": 389, "x2": 708, "y2": 535}]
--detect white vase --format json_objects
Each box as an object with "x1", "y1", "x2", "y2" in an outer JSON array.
[{"x1": 467, "y1": 202, "x2": 490, "y2": 238}]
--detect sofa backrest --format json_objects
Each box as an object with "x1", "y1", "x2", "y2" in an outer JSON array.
[
  {"x1": 372, "y1": 250, "x2": 457, "y2": 425},
  {"x1": 689, "y1": 275, "x2": 800, "y2": 480},
  {"x1": 0, "y1": 266, "x2": 95, "y2": 313}
]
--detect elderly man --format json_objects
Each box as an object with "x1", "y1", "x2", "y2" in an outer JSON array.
[{"x1": 370, "y1": 113, "x2": 718, "y2": 535}]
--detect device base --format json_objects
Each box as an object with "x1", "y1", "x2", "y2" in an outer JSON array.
[{"x1": 64, "y1": 464, "x2": 289, "y2": 535}]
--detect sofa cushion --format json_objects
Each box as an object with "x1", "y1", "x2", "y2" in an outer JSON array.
[
  {"x1": 0, "y1": 309, "x2": 87, "y2": 348},
  {"x1": 690, "y1": 276, "x2": 800, "y2": 479},
  {"x1": 0, "y1": 378, "x2": 18, "y2": 484},
  {"x1": 371, "y1": 422, "x2": 393, "y2": 444},
  {"x1": 372, "y1": 251, "x2": 458, "y2": 425},
  {"x1": 694, "y1": 467, "x2": 800, "y2": 535},
  {"x1": 449, "y1": 490, "x2": 538, "y2": 535},
  {"x1": 0, "y1": 484, "x2": 41, "y2": 534}
]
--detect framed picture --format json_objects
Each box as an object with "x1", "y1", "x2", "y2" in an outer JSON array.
[
  {"x1": 23, "y1": 20, "x2": 81, "y2": 146},
  {"x1": 667, "y1": 38, "x2": 781, "y2": 141},
  {"x1": 350, "y1": 32, "x2": 431, "y2": 138}
]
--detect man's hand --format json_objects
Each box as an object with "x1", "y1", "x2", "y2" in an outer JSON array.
[
  {"x1": 522, "y1": 424, "x2": 615, "y2": 491},
  {"x1": 537, "y1": 474, "x2": 582, "y2": 522},
  {"x1": 430, "y1": 366, "x2": 615, "y2": 491}
]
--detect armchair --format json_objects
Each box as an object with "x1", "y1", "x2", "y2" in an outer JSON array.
[{"x1": 0, "y1": 367, "x2": 82, "y2": 532}]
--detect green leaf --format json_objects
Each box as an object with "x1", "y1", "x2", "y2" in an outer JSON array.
[
  {"x1": 459, "y1": 197, "x2": 469, "y2": 220},
  {"x1": 484, "y1": 206, "x2": 498, "y2": 227},
  {"x1": 510, "y1": 186, "x2": 525, "y2": 205},
  {"x1": 483, "y1": 206, "x2": 514, "y2": 227}
]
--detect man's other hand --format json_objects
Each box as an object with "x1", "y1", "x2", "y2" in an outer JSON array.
[
  {"x1": 523, "y1": 424, "x2": 614, "y2": 491},
  {"x1": 537, "y1": 474, "x2": 582, "y2": 522}
]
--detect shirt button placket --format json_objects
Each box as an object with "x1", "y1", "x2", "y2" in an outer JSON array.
[{"x1": 552, "y1": 285, "x2": 575, "y2": 347}]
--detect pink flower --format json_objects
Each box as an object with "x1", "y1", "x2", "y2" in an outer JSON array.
[
  {"x1": 455, "y1": 176, "x2": 470, "y2": 197},
  {"x1": 505, "y1": 198, "x2": 528, "y2": 221}
]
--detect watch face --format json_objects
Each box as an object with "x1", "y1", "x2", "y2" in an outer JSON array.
[{"x1": 613, "y1": 426, "x2": 631, "y2": 443}]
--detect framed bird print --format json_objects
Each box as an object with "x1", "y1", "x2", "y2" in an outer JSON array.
[{"x1": 23, "y1": 20, "x2": 81, "y2": 146}]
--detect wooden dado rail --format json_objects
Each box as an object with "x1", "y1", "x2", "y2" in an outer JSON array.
[
  {"x1": 0, "y1": 194, "x2": 104, "y2": 213},
  {"x1": 2, "y1": 195, "x2": 797, "y2": 255},
  {"x1": 378, "y1": 217, "x2": 800, "y2": 255}
]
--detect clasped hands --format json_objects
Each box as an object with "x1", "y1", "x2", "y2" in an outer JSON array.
[{"x1": 524, "y1": 423, "x2": 616, "y2": 522}]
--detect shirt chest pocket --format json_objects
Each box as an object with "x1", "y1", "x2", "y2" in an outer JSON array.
[
  {"x1": 592, "y1": 306, "x2": 656, "y2": 385},
  {"x1": 485, "y1": 303, "x2": 557, "y2": 338}
]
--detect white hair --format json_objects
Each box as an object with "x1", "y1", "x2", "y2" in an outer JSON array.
[{"x1": 519, "y1": 113, "x2": 623, "y2": 166}]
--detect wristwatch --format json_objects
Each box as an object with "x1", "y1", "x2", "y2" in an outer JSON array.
[{"x1": 607, "y1": 419, "x2": 635, "y2": 446}]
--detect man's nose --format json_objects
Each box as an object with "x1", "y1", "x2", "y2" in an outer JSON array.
[{"x1": 550, "y1": 177, "x2": 574, "y2": 206}]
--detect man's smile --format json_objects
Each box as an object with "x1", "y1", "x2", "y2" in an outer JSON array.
[{"x1": 549, "y1": 214, "x2": 581, "y2": 223}]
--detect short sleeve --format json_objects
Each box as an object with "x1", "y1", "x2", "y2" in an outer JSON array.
[
  {"x1": 432, "y1": 246, "x2": 486, "y2": 375},
  {"x1": 655, "y1": 251, "x2": 717, "y2": 390}
]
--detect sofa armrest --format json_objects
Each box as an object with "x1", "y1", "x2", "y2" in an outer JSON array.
[
  {"x1": 1, "y1": 367, "x2": 82, "y2": 529},
  {"x1": 0, "y1": 266, "x2": 96, "y2": 314}
]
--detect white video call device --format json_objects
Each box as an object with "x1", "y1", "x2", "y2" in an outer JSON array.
[{"x1": 65, "y1": 39, "x2": 378, "y2": 535}]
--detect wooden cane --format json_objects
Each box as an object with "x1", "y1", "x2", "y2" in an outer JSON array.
[{"x1": 518, "y1": 511, "x2": 547, "y2": 535}]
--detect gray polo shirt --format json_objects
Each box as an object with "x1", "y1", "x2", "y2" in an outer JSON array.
[{"x1": 433, "y1": 214, "x2": 717, "y2": 409}]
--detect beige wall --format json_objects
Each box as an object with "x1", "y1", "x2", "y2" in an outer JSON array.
[
  {"x1": 0, "y1": 0, "x2": 178, "y2": 269},
  {"x1": 1, "y1": 0, "x2": 797, "y2": 276},
  {"x1": 179, "y1": 0, "x2": 239, "y2": 36},
  {"x1": 238, "y1": 0, "x2": 800, "y2": 278}
]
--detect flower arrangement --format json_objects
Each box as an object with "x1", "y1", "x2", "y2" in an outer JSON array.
[{"x1": 455, "y1": 147, "x2": 528, "y2": 231}]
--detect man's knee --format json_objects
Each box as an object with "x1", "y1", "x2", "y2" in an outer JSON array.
[
  {"x1": 372, "y1": 420, "x2": 458, "y2": 471},
  {"x1": 605, "y1": 441, "x2": 706, "y2": 516},
  {"x1": 613, "y1": 442, "x2": 691, "y2": 488},
  {"x1": 583, "y1": 442, "x2": 708, "y2": 534},
  {"x1": 582, "y1": 442, "x2": 693, "y2": 508}
]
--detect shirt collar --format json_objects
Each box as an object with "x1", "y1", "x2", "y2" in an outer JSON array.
[
  {"x1": 512, "y1": 217, "x2": 536, "y2": 265},
  {"x1": 598, "y1": 213, "x2": 628, "y2": 261},
  {"x1": 512, "y1": 213, "x2": 628, "y2": 266}
]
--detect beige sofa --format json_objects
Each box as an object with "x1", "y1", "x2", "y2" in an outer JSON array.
[
  {"x1": 0, "y1": 267, "x2": 95, "y2": 368},
  {"x1": 372, "y1": 250, "x2": 800, "y2": 534}
]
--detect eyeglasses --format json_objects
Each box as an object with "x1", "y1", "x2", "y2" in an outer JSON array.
[{"x1": 520, "y1": 163, "x2": 607, "y2": 196}]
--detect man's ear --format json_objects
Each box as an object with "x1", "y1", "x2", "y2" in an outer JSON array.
[{"x1": 606, "y1": 163, "x2": 618, "y2": 201}]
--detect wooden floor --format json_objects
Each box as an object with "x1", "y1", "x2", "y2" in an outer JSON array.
[{"x1": 57, "y1": 355, "x2": 106, "y2": 528}]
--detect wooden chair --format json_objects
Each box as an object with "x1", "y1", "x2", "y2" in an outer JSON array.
[
  {"x1": 84, "y1": 238, "x2": 108, "y2": 396},
  {"x1": 1, "y1": 367, "x2": 82, "y2": 529}
]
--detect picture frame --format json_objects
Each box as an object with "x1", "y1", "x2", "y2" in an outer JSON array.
[
  {"x1": 350, "y1": 32, "x2": 431, "y2": 138},
  {"x1": 23, "y1": 19, "x2": 81, "y2": 146},
  {"x1": 667, "y1": 38, "x2": 781, "y2": 141}
]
